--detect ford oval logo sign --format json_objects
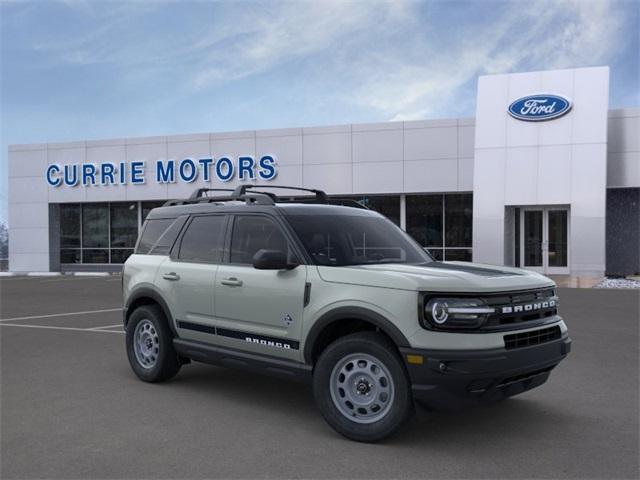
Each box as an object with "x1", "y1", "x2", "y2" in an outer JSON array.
[{"x1": 508, "y1": 94, "x2": 572, "y2": 121}]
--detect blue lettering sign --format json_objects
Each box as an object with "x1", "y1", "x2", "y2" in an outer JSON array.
[
  {"x1": 156, "y1": 159, "x2": 175, "y2": 183},
  {"x1": 64, "y1": 164, "x2": 78, "y2": 186},
  {"x1": 46, "y1": 164, "x2": 61, "y2": 187},
  {"x1": 46, "y1": 155, "x2": 278, "y2": 187},
  {"x1": 179, "y1": 158, "x2": 197, "y2": 183},
  {"x1": 238, "y1": 156, "x2": 255, "y2": 180},
  {"x1": 130, "y1": 161, "x2": 145, "y2": 184},
  {"x1": 198, "y1": 158, "x2": 213, "y2": 182},
  {"x1": 215, "y1": 157, "x2": 234, "y2": 182},
  {"x1": 258, "y1": 155, "x2": 277, "y2": 180},
  {"x1": 82, "y1": 164, "x2": 97, "y2": 186},
  {"x1": 101, "y1": 162, "x2": 116, "y2": 185}
]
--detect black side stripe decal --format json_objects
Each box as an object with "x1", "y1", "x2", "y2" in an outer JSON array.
[
  {"x1": 217, "y1": 327, "x2": 300, "y2": 350},
  {"x1": 177, "y1": 321, "x2": 216, "y2": 335},
  {"x1": 176, "y1": 321, "x2": 299, "y2": 350}
]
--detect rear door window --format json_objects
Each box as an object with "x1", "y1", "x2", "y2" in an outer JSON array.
[{"x1": 177, "y1": 215, "x2": 227, "y2": 263}]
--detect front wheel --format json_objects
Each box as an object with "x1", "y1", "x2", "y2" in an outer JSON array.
[
  {"x1": 313, "y1": 332, "x2": 414, "y2": 442},
  {"x1": 126, "y1": 304, "x2": 181, "y2": 382}
]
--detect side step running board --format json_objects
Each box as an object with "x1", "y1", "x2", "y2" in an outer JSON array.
[{"x1": 173, "y1": 338, "x2": 313, "y2": 383}]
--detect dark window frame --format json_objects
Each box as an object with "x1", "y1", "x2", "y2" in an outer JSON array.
[
  {"x1": 406, "y1": 193, "x2": 473, "y2": 262},
  {"x1": 135, "y1": 217, "x2": 175, "y2": 255},
  {"x1": 225, "y1": 213, "x2": 303, "y2": 267},
  {"x1": 173, "y1": 214, "x2": 228, "y2": 265}
]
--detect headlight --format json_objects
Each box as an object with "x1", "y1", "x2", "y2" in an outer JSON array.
[{"x1": 424, "y1": 297, "x2": 495, "y2": 329}]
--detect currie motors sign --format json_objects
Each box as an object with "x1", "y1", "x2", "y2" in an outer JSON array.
[
  {"x1": 508, "y1": 94, "x2": 572, "y2": 122},
  {"x1": 45, "y1": 155, "x2": 277, "y2": 187}
]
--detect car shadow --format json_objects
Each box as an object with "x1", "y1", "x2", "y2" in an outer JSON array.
[{"x1": 145, "y1": 362, "x2": 575, "y2": 445}]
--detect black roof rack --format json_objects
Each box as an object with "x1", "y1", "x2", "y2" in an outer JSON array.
[
  {"x1": 189, "y1": 188, "x2": 235, "y2": 199},
  {"x1": 231, "y1": 185, "x2": 329, "y2": 204},
  {"x1": 164, "y1": 185, "x2": 328, "y2": 206},
  {"x1": 162, "y1": 185, "x2": 368, "y2": 209}
]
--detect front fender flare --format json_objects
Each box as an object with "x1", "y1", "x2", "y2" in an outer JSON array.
[{"x1": 303, "y1": 306, "x2": 411, "y2": 364}]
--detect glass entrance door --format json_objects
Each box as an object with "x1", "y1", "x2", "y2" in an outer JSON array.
[{"x1": 519, "y1": 208, "x2": 569, "y2": 274}]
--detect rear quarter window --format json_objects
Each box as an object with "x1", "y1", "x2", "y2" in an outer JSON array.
[{"x1": 135, "y1": 217, "x2": 186, "y2": 255}]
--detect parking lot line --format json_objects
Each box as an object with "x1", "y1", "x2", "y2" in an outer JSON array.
[
  {"x1": 0, "y1": 308, "x2": 122, "y2": 323},
  {"x1": 0, "y1": 323, "x2": 124, "y2": 334},
  {"x1": 89, "y1": 324, "x2": 124, "y2": 330},
  {"x1": 39, "y1": 276, "x2": 115, "y2": 283}
]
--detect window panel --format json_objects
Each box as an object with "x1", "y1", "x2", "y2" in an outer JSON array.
[
  {"x1": 60, "y1": 204, "x2": 81, "y2": 248},
  {"x1": 110, "y1": 203, "x2": 138, "y2": 248},
  {"x1": 142, "y1": 201, "x2": 166, "y2": 222},
  {"x1": 110, "y1": 249, "x2": 134, "y2": 264},
  {"x1": 178, "y1": 215, "x2": 226, "y2": 263},
  {"x1": 362, "y1": 195, "x2": 400, "y2": 226},
  {"x1": 60, "y1": 249, "x2": 81, "y2": 264},
  {"x1": 287, "y1": 215, "x2": 431, "y2": 266},
  {"x1": 444, "y1": 194, "x2": 473, "y2": 247},
  {"x1": 82, "y1": 204, "x2": 109, "y2": 248},
  {"x1": 406, "y1": 194, "x2": 443, "y2": 247},
  {"x1": 136, "y1": 218, "x2": 174, "y2": 254},
  {"x1": 444, "y1": 249, "x2": 472, "y2": 262},
  {"x1": 149, "y1": 216, "x2": 188, "y2": 255},
  {"x1": 428, "y1": 248, "x2": 443, "y2": 261},
  {"x1": 230, "y1": 216, "x2": 289, "y2": 264},
  {"x1": 82, "y1": 249, "x2": 109, "y2": 263},
  {"x1": 331, "y1": 196, "x2": 400, "y2": 226}
]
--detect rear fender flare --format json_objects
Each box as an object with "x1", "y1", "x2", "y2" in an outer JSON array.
[{"x1": 125, "y1": 287, "x2": 177, "y2": 337}]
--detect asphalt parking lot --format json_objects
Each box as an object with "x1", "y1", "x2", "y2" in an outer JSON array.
[{"x1": 1, "y1": 276, "x2": 638, "y2": 479}]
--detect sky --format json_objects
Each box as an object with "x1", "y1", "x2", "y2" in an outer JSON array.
[{"x1": 1, "y1": 0, "x2": 639, "y2": 224}]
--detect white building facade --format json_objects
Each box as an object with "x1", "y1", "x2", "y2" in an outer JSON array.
[{"x1": 8, "y1": 66, "x2": 640, "y2": 276}]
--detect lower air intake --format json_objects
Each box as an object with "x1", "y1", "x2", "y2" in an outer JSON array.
[{"x1": 504, "y1": 325, "x2": 562, "y2": 350}]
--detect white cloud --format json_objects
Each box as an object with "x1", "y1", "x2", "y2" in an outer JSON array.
[
  {"x1": 349, "y1": 0, "x2": 626, "y2": 120},
  {"x1": 14, "y1": 0, "x2": 630, "y2": 121},
  {"x1": 190, "y1": 1, "x2": 412, "y2": 89}
]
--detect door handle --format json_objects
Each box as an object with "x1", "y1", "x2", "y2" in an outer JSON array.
[
  {"x1": 221, "y1": 277, "x2": 243, "y2": 287},
  {"x1": 162, "y1": 272, "x2": 181, "y2": 281}
]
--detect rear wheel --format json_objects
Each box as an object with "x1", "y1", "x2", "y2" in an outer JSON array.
[
  {"x1": 313, "y1": 332, "x2": 414, "y2": 442},
  {"x1": 126, "y1": 304, "x2": 181, "y2": 382}
]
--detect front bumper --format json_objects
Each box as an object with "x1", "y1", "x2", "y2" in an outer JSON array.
[{"x1": 400, "y1": 334, "x2": 571, "y2": 411}]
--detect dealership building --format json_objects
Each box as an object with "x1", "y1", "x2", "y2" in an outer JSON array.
[{"x1": 7, "y1": 66, "x2": 640, "y2": 277}]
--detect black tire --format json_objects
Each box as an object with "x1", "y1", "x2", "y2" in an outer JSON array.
[
  {"x1": 313, "y1": 332, "x2": 414, "y2": 442},
  {"x1": 126, "y1": 304, "x2": 181, "y2": 382}
]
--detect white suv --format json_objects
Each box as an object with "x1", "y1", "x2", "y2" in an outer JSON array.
[{"x1": 123, "y1": 185, "x2": 571, "y2": 442}]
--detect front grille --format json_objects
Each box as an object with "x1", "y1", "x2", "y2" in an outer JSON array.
[
  {"x1": 481, "y1": 288, "x2": 558, "y2": 331},
  {"x1": 504, "y1": 325, "x2": 561, "y2": 350}
]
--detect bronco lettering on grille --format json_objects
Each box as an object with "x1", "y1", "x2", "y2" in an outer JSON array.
[{"x1": 501, "y1": 299, "x2": 556, "y2": 314}]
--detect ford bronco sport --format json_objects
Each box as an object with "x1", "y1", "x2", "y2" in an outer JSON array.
[{"x1": 123, "y1": 185, "x2": 571, "y2": 442}]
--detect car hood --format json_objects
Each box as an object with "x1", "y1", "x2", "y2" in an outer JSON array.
[{"x1": 316, "y1": 261, "x2": 554, "y2": 293}]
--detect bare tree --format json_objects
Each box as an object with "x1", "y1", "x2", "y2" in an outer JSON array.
[{"x1": 0, "y1": 221, "x2": 8, "y2": 260}]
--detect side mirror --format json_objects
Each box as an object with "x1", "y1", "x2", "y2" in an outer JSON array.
[{"x1": 252, "y1": 249, "x2": 298, "y2": 270}]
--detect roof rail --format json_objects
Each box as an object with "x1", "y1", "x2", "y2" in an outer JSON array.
[
  {"x1": 163, "y1": 185, "x2": 341, "y2": 208},
  {"x1": 232, "y1": 185, "x2": 329, "y2": 204},
  {"x1": 189, "y1": 188, "x2": 234, "y2": 199}
]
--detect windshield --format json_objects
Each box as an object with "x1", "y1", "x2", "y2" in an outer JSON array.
[{"x1": 285, "y1": 214, "x2": 433, "y2": 266}]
